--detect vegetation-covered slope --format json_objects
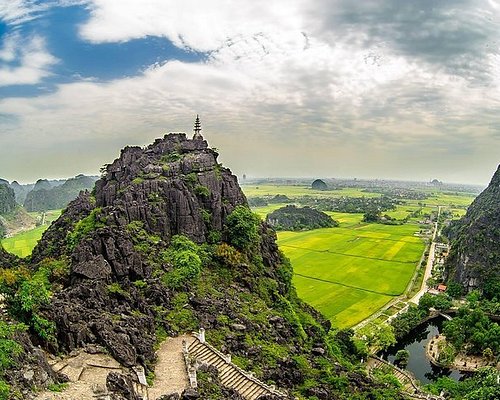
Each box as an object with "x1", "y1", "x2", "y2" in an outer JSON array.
[
  {"x1": 445, "y1": 164, "x2": 500, "y2": 292},
  {"x1": 0, "y1": 133, "x2": 406, "y2": 399},
  {"x1": 266, "y1": 205, "x2": 338, "y2": 231},
  {"x1": 23, "y1": 175, "x2": 98, "y2": 212}
]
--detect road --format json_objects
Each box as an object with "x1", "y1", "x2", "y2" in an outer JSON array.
[{"x1": 409, "y1": 206, "x2": 441, "y2": 305}]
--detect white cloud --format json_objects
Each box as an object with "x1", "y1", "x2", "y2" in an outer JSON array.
[
  {"x1": 0, "y1": 0, "x2": 499, "y2": 183},
  {"x1": 0, "y1": 0, "x2": 87, "y2": 25},
  {"x1": 0, "y1": 34, "x2": 58, "y2": 86},
  {"x1": 80, "y1": 0, "x2": 306, "y2": 51},
  {"x1": 0, "y1": 0, "x2": 50, "y2": 25}
]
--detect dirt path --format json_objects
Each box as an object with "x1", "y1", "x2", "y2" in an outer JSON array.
[
  {"x1": 35, "y1": 352, "x2": 123, "y2": 400},
  {"x1": 148, "y1": 334, "x2": 192, "y2": 399}
]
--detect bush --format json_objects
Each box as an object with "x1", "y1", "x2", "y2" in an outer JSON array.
[
  {"x1": 214, "y1": 243, "x2": 243, "y2": 266},
  {"x1": 194, "y1": 185, "x2": 210, "y2": 197},
  {"x1": 225, "y1": 206, "x2": 260, "y2": 251},
  {"x1": 161, "y1": 235, "x2": 202, "y2": 289},
  {"x1": 66, "y1": 208, "x2": 105, "y2": 251},
  {"x1": 0, "y1": 380, "x2": 9, "y2": 400},
  {"x1": 0, "y1": 321, "x2": 25, "y2": 370}
]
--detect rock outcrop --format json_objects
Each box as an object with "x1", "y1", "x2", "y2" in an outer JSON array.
[
  {"x1": 0, "y1": 182, "x2": 16, "y2": 215},
  {"x1": 445, "y1": 164, "x2": 500, "y2": 291}
]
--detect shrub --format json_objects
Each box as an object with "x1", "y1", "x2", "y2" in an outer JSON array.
[
  {"x1": 0, "y1": 380, "x2": 9, "y2": 400},
  {"x1": 194, "y1": 185, "x2": 210, "y2": 197},
  {"x1": 66, "y1": 208, "x2": 105, "y2": 251},
  {"x1": 0, "y1": 321, "x2": 25, "y2": 370},
  {"x1": 225, "y1": 206, "x2": 260, "y2": 251},
  {"x1": 214, "y1": 243, "x2": 243, "y2": 266},
  {"x1": 161, "y1": 235, "x2": 202, "y2": 289}
]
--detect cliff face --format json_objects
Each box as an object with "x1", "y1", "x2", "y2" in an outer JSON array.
[
  {"x1": 94, "y1": 133, "x2": 246, "y2": 243},
  {"x1": 0, "y1": 183, "x2": 16, "y2": 215},
  {"x1": 445, "y1": 165, "x2": 500, "y2": 291}
]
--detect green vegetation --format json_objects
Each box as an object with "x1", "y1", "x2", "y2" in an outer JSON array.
[
  {"x1": 161, "y1": 235, "x2": 203, "y2": 289},
  {"x1": 66, "y1": 207, "x2": 105, "y2": 251},
  {"x1": 47, "y1": 382, "x2": 69, "y2": 392},
  {"x1": 243, "y1": 184, "x2": 475, "y2": 329},
  {"x1": 442, "y1": 307, "x2": 500, "y2": 357},
  {"x1": 224, "y1": 205, "x2": 261, "y2": 251},
  {"x1": 1, "y1": 209, "x2": 62, "y2": 257},
  {"x1": 0, "y1": 259, "x2": 68, "y2": 342},
  {"x1": 278, "y1": 219, "x2": 425, "y2": 328},
  {"x1": 425, "y1": 367, "x2": 500, "y2": 399}
]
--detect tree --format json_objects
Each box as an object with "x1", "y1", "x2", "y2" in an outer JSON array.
[
  {"x1": 446, "y1": 281, "x2": 463, "y2": 299},
  {"x1": 363, "y1": 209, "x2": 381, "y2": 223}
]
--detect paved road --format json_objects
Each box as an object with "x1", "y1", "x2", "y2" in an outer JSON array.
[{"x1": 409, "y1": 206, "x2": 441, "y2": 305}]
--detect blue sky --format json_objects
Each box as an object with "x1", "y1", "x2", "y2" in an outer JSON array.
[{"x1": 0, "y1": 0, "x2": 499, "y2": 184}]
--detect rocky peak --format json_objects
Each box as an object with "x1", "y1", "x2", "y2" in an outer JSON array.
[
  {"x1": 490, "y1": 164, "x2": 500, "y2": 187},
  {"x1": 94, "y1": 133, "x2": 246, "y2": 244}
]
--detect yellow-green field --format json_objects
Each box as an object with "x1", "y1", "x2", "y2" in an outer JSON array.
[
  {"x1": 277, "y1": 216, "x2": 425, "y2": 328},
  {"x1": 1, "y1": 210, "x2": 62, "y2": 258},
  {"x1": 244, "y1": 184, "x2": 476, "y2": 328},
  {"x1": 241, "y1": 184, "x2": 380, "y2": 198}
]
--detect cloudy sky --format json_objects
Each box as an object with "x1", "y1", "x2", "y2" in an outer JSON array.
[{"x1": 0, "y1": 0, "x2": 499, "y2": 184}]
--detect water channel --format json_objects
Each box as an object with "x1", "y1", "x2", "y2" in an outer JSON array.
[{"x1": 380, "y1": 316, "x2": 468, "y2": 384}]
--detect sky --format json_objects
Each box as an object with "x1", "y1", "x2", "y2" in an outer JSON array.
[{"x1": 0, "y1": 0, "x2": 499, "y2": 185}]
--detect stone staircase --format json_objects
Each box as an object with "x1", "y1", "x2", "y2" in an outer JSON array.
[{"x1": 188, "y1": 332, "x2": 287, "y2": 400}]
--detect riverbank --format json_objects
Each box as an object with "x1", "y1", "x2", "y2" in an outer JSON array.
[{"x1": 426, "y1": 335, "x2": 499, "y2": 372}]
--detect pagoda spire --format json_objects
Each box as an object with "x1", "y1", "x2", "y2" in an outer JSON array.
[{"x1": 193, "y1": 114, "x2": 202, "y2": 139}]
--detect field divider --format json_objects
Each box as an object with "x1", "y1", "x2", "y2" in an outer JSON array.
[
  {"x1": 281, "y1": 244, "x2": 418, "y2": 264},
  {"x1": 294, "y1": 273, "x2": 399, "y2": 296}
]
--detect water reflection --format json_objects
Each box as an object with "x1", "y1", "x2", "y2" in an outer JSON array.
[{"x1": 381, "y1": 317, "x2": 467, "y2": 384}]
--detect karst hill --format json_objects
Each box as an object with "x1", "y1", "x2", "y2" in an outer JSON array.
[
  {"x1": 0, "y1": 131, "x2": 403, "y2": 399},
  {"x1": 445, "y1": 164, "x2": 500, "y2": 292}
]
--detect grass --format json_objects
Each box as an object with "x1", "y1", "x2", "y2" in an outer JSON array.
[
  {"x1": 1, "y1": 210, "x2": 62, "y2": 258},
  {"x1": 241, "y1": 184, "x2": 381, "y2": 198}
]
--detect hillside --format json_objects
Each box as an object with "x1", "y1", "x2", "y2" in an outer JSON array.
[
  {"x1": 445, "y1": 164, "x2": 500, "y2": 292},
  {"x1": 9, "y1": 181, "x2": 34, "y2": 204},
  {"x1": 0, "y1": 183, "x2": 17, "y2": 238},
  {"x1": 24, "y1": 175, "x2": 98, "y2": 212},
  {"x1": 0, "y1": 133, "x2": 403, "y2": 399}
]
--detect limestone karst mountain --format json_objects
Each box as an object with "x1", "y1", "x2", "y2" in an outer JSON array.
[
  {"x1": 445, "y1": 164, "x2": 500, "y2": 292},
  {"x1": 0, "y1": 132, "x2": 404, "y2": 399}
]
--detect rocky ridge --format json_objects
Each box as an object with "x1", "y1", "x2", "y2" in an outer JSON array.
[{"x1": 445, "y1": 164, "x2": 500, "y2": 291}]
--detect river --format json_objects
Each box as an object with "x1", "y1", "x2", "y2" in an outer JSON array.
[{"x1": 381, "y1": 317, "x2": 468, "y2": 384}]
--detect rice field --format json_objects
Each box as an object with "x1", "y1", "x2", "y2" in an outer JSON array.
[
  {"x1": 245, "y1": 185, "x2": 476, "y2": 328},
  {"x1": 1, "y1": 209, "x2": 62, "y2": 258},
  {"x1": 277, "y1": 217, "x2": 425, "y2": 328}
]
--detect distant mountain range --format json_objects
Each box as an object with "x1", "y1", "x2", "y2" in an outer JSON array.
[
  {"x1": 23, "y1": 175, "x2": 99, "y2": 212},
  {"x1": 0, "y1": 174, "x2": 98, "y2": 213}
]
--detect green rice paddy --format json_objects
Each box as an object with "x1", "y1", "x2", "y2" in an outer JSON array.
[
  {"x1": 277, "y1": 217, "x2": 425, "y2": 328},
  {"x1": 1, "y1": 210, "x2": 62, "y2": 258},
  {"x1": 245, "y1": 184, "x2": 476, "y2": 328}
]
